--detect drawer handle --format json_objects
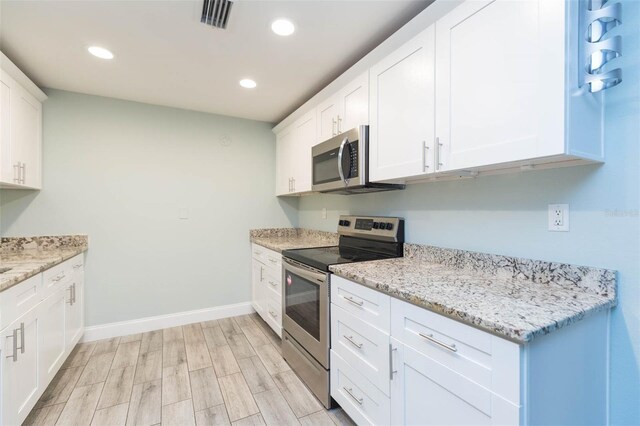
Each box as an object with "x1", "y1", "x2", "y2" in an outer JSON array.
[
  {"x1": 268, "y1": 258, "x2": 278, "y2": 263},
  {"x1": 269, "y1": 280, "x2": 277, "y2": 287},
  {"x1": 418, "y1": 332, "x2": 457, "y2": 353},
  {"x1": 268, "y1": 310, "x2": 278, "y2": 319},
  {"x1": 343, "y1": 387, "x2": 363, "y2": 405},
  {"x1": 343, "y1": 295, "x2": 363, "y2": 307},
  {"x1": 52, "y1": 272, "x2": 66, "y2": 282},
  {"x1": 72, "y1": 264, "x2": 82, "y2": 269},
  {"x1": 343, "y1": 335, "x2": 363, "y2": 349}
]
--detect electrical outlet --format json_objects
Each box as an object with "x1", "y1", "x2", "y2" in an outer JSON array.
[
  {"x1": 321, "y1": 208, "x2": 327, "y2": 219},
  {"x1": 548, "y1": 204, "x2": 569, "y2": 231}
]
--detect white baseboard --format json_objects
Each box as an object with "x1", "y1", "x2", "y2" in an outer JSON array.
[{"x1": 82, "y1": 301, "x2": 255, "y2": 342}]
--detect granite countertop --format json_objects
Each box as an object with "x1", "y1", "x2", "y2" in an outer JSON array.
[
  {"x1": 330, "y1": 244, "x2": 616, "y2": 344},
  {"x1": 0, "y1": 235, "x2": 88, "y2": 293},
  {"x1": 250, "y1": 228, "x2": 339, "y2": 253}
]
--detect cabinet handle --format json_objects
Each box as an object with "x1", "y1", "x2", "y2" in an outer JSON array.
[
  {"x1": 268, "y1": 280, "x2": 277, "y2": 287},
  {"x1": 337, "y1": 115, "x2": 342, "y2": 134},
  {"x1": 343, "y1": 387, "x2": 363, "y2": 405},
  {"x1": 422, "y1": 140, "x2": 430, "y2": 172},
  {"x1": 20, "y1": 163, "x2": 26, "y2": 184},
  {"x1": 260, "y1": 266, "x2": 264, "y2": 281},
  {"x1": 73, "y1": 264, "x2": 82, "y2": 270},
  {"x1": 13, "y1": 162, "x2": 20, "y2": 183},
  {"x1": 332, "y1": 118, "x2": 337, "y2": 136},
  {"x1": 389, "y1": 344, "x2": 397, "y2": 380},
  {"x1": 435, "y1": 137, "x2": 443, "y2": 171},
  {"x1": 67, "y1": 285, "x2": 74, "y2": 304},
  {"x1": 418, "y1": 332, "x2": 457, "y2": 352},
  {"x1": 268, "y1": 310, "x2": 278, "y2": 319},
  {"x1": 52, "y1": 272, "x2": 66, "y2": 282},
  {"x1": 343, "y1": 295, "x2": 363, "y2": 306},
  {"x1": 17, "y1": 322, "x2": 25, "y2": 354},
  {"x1": 6, "y1": 329, "x2": 18, "y2": 362},
  {"x1": 292, "y1": 178, "x2": 295, "y2": 192},
  {"x1": 343, "y1": 335, "x2": 363, "y2": 349},
  {"x1": 268, "y1": 258, "x2": 278, "y2": 264},
  {"x1": 72, "y1": 283, "x2": 77, "y2": 305}
]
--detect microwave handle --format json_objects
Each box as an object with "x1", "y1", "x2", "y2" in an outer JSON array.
[{"x1": 338, "y1": 137, "x2": 349, "y2": 184}]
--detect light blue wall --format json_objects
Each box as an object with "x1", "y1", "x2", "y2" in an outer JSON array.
[
  {"x1": 298, "y1": 2, "x2": 640, "y2": 423},
  {"x1": 0, "y1": 90, "x2": 299, "y2": 326}
]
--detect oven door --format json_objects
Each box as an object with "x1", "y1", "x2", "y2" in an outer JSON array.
[
  {"x1": 311, "y1": 126, "x2": 366, "y2": 193},
  {"x1": 282, "y1": 258, "x2": 330, "y2": 368}
]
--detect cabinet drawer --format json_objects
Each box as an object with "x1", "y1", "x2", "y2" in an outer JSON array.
[
  {"x1": 263, "y1": 291, "x2": 282, "y2": 337},
  {"x1": 263, "y1": 268, "x2": 282, "y2": 297},
  {"x1": 391, "y1": 298, "x2": 520, "y2": 403},
  {"x1": 69, "y1": 254, "x2": 84, "y2": 274},
  {"x1": 264, "y1": 250, "x2": 282, "y2": 271},
  {"x1": 0, "y1": 274, "x2": 42, "y2": 330},
  {"x1": 331, "y1": 304, "x2": 390, "y2": 395},
  {"x1": 42, "y1": 260, "x2": 73, "y2": 298},
  {"x1": 330, "y1": 350, "x2": 390, "y2": 426},
  {"x1": 331, "y1": 275, "x2": 390, "y2": 333}
]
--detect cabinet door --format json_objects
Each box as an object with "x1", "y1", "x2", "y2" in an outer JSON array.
[
  {"x1": 65, "y1": 280, "x2": 84, "y2": 351},
  {"x1": 292, "y1": 110, "x2": 316, "y2": 193},
  {"x1": 39, "y1": 286, "x2": 67, "y2": 387},
  {"x1": 435, "y1": 0, "x2": 565, "y2": 171},
  {"x1": 369, "y1": 25, "x2": 436, "y2": 182},
  {"x1": 275, "y1": 126, "x2": 294, "y2": 196},
  {"x1": 338, "y1": 72, "x2": 369, "y2": 132},
  {"x1": 390, "y1": 338, "x2": 520, "y2": 426},
  {"x1": 251, "y1": 259, "x2": 266, "y2": 317},
  {"x1": 0, "y1": 71, "x2": 16, "y2": 184},
  {"x1": 12, "y1": 86, "x2": 41, "y2": 188},
  {"x1": 2, "y1": 307, "x2": 40, "y2": 426},
  {"x1": 316, "y1": 95, "x2": 339, "y2": 143}
]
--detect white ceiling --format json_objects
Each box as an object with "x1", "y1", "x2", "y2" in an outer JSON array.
[{"x1": 0, "y1": 0, "x2": 430, "y2": 123}]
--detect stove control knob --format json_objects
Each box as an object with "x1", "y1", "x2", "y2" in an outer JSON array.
[
  {"x1": 386, "y1": 223, "x2": 393, "y2": 230},
  {"x1": 343, "y1": 220, "x2": 350, "y2": 226},
  {"x1": 373, "y1": 222, "x2": 380, "y2": 229}
]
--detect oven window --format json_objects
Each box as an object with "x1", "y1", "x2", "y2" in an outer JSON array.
[{"x1": 285, "y1": 271, "x2": 320, "y2": 340}]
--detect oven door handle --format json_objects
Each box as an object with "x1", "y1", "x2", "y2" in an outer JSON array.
[{"x1": 283, "y1": 258, "x2": 327, "y2": 284}]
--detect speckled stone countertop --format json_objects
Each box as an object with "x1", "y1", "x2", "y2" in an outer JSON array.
[
  {"x1": 250, "y1": 228, "x2": 338, "y2": 253},
  {"x1": 0, "y1": 235, "x2": 88, "y2": 293},
  {"x1": 330, "y1": 243, "x2": 616, "y2": 344}
]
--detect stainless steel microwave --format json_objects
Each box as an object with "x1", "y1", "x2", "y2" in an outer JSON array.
[{"x1": 311, "y1": 125, "x2": 405, "y2": 194}]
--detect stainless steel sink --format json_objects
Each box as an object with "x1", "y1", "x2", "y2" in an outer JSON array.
[{"x1": 0, "y1": 267, "x2": 12, "y2": 274}]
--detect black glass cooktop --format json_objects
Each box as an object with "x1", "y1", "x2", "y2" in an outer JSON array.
[{"x1": 282, "y1": 245, "x2": 400, "y2": 272}]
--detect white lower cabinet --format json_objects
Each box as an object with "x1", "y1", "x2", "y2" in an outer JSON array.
[
  {"x1": 251, "y1": 244, "x2": 282, "y2": 337},
  {"x1": 390, "y1": 337, "x2": 519, "y2": 426},
  {"x1": 330, "y1": 276, "x2": 609, "y2": 426},
  {"x1": 1, "y1": 306, "x2": 40, "y2": 426},
  {"x1": 0, "y1": 253, "x2": 85, "y2": 425}
]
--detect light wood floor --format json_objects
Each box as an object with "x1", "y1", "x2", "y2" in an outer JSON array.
[{"x1": 24, "y1": 313, "x2": 356, "y2": 426}]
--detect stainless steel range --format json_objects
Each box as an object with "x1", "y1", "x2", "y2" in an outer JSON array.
[{"x1": 281, "y1": 215, "x2": 404, "y2": 408}]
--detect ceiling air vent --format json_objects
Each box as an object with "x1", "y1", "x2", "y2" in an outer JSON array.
[{"x1": 201, "y1": 0, "x2": 233, "y2": 29}]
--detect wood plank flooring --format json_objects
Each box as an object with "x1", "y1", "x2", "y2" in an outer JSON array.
[{"x1": 24, "y1": 313, "x2": 356, "y2": 426}]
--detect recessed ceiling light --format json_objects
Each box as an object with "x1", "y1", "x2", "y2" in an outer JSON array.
[
  {"x1": 239, "y1": 79, "x2": 257, "y2": 89},
  {"x1": 88, "y1": 46, "x2": 114, "y2": 60},
  {"x1": 271, "y1": 19, "x2": 295, "y2": 36}
]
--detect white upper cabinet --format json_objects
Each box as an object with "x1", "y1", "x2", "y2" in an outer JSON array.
[
  {"x1": 0, "y1": 53, "x2": 46, "y2": 189},
  {"x1": 436, "y1": 0, "x2": 602, "y2": 172},
  {"x1": 369, "y1": 25, "x2": 436, "y2": 182},
  {"x1": 317, "y1": 96, "x2": 339, "y2": 143},
  {"x1": 275, "y1": 124, "x2": 295, "y2": 196},
  {"x1": 317, "y1": 72, "x2": 369, "y2": 144},
  {"x1": 275, "y1": 109, "x2": 316, "y2": 196},
  {"x1": 292, "y1": 109, "x2": 316, "y2": 193}
]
